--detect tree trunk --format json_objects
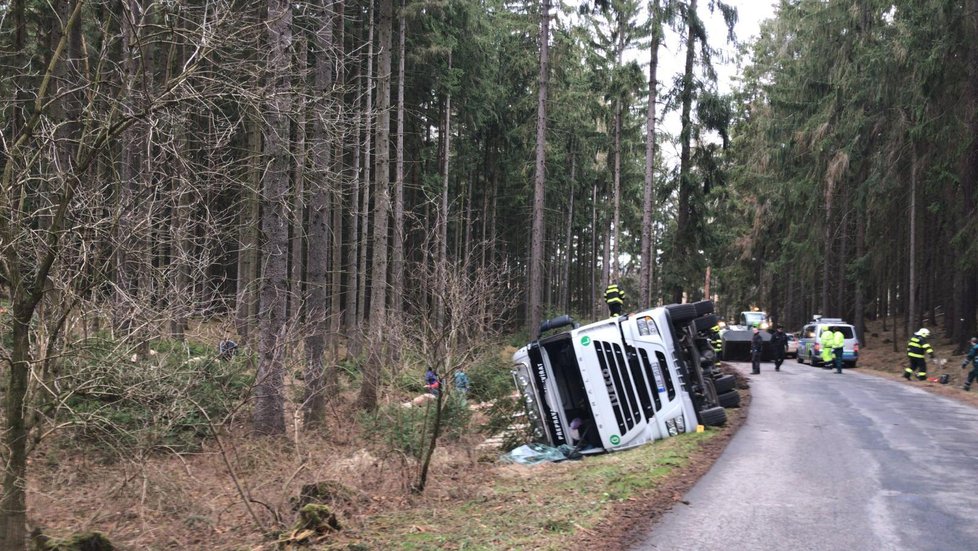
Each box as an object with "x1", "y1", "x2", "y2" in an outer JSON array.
[
  {"x1": 253, "y1": 0, "x2": 292, "y2": 436},
  {"x1": 527, "y1": 0, "x2": 550, "y2": 335},
  {"x1": 908, "y1": 140, "x2": 918, "y2": 337},
  {"x1": 436, "y1": 58, "x2": 453, "y2": 332},
  {"x1": 360, "y1": 0, "x2": 393, "y2": 411},
  {"x1": 290, "y1": 36, "x2": 308, "y2": 322},
  {"x1": 357, "y1": 5, "x2": 375, "y2": 330},
  {"x1": 674, "y1": 0, "x2": 697, "y2": 303},
  {"x1": 561, "y1": 156, "x2": 575, "y2": 313},
  {"x1": 236, "y1": 115, "x2": 262, "y2": 343},
  {"x1": 954, "y1": 0, "x2": 978, "y2": 350},
  {"x1": 640, "y1": 0, "x2": 661, "y2": 308},
  {"x1": 345, "y1": 69, "x2": 362, "y2": 348},
  {"x1": 304, "y1": 0, "x2": 337, "y2": 425},
  {"x1": 391, "y1": 0, "x2": 407, "y2": 316}
]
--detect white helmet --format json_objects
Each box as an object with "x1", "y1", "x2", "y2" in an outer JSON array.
[{"x1": 917, "y1": 328, "x2": 930, "y2": 337}]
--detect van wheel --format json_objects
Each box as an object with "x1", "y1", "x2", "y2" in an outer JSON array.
[
  {"x1": 797, "y1": 353, "x2": 805, "y2": 365},
  {"x1": 718, "y1": 390, "x2": 740, "y2": 408},
  {"x1": 698, "y1": 406, "x2": 727, "y2": 427},
  {"x1": 713, "y1": 374, "x2": 736, "y2": 394}
]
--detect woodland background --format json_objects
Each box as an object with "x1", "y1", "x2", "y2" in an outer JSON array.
[{"x1": 1, "y1": 0, "x2": 977, "y2": 548}]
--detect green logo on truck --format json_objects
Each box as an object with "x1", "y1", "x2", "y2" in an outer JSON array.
[
  {"x1": 609, "y1": 434, "x2": 621, "y2": 445},
  {"x1": 581, "y1": 336, "x2": 591, "y2": 346}
]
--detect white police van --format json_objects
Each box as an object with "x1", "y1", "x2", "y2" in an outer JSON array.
[
  {"x1": 796, "y1": 317, "x2": 860, "y2": 368},
  {"x1": 511, "y1": 301, "x2": 736, "y2": 454}
]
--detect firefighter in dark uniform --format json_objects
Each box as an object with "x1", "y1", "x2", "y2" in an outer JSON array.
[
  {"x1": 905, "y1": 328, "x2": 935, "y2": 381},
  {"x1": 604, "y1": 283, "x2": 625, "y2": 317}
]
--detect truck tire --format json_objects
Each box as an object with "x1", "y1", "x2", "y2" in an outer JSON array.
[
  {"x1": 718, "y1": 390, "x2": 740, "y2": 408},
  {"x1": 666, "y1": 303, "x2": 698, "y2": 324},
  {"x1": 693, "y1": 300, "x2": 715, "y2": 316},
  {"x1": 698, "y1": 406, "x2": 727, "y2": 427},
  {"x1": 693, "y1": 314, "x2": 719, "y2": 333},
  {"x1": 713, "y1": 374, "x2": 736, "y2": 394}
]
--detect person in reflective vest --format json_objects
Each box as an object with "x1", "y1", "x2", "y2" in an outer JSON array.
[
  {"x1": 604, "y1": 283, "x2": 625, "y2": 317},
  {"x1": 905, "y1": 328, "x2": 934, "y2": 381},
  {"x1": 711, "y1": 324, "x2": 723, "y2": 359},
  {"x1": 819, "y1": 328, "x2": 834, "y2": 368},
  {"x1": 961, "y1": 337, "x2": 978, "y2": 391},
  {"x1": 831, "y1": 327, "x2": 845, "y2": 374}
]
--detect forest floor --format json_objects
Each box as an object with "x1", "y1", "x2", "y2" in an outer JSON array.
[
  {"x1": 35, "y1": 316, "x2": 978, "y2": 550},
  {"x1": 27, "y1": 346, "x2": 751, "y2": 550}
]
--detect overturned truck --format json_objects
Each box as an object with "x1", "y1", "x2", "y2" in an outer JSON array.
[
  {"x1": 511, "y1": 300, "x2": 739, "y2": 454},
  {"x1": 719, "y1": 310, "x2": 773, "y2": 362}
]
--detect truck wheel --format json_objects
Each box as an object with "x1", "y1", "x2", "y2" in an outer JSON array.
[
  {"x1": 718, "y1": 390, "x2": 740, "y2": 408},
  {"x1": 698, "y1": 406, "x2": 727, "y2": 427},
  {"x1": 666, "y1": 303, "x2": 698, "y2": 324},
  {"x1": 693, "y1": 300, "x2": 715, "y2": 316},
  {"x1": 693, "y1": 314, "x2": 719, "y2": 333},
  {"x1": 713, "y1": 374, "x2": 736, "y2": 394}
]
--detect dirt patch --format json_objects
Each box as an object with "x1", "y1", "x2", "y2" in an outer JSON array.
[{"x1": 570, "y1": 366, "x2": 752, "y2": 551}]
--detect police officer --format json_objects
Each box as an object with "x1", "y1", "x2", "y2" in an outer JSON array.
[
  {"x1": 770, "y1": 324, "x2": 787, "y2": 372},
  {"x1": 750, "y1": 327, "x2": 763, "y2": 374},
  {"x1": 961, "y1": 337, "x2": 978, "y2": 391},
  {"x1": 604, "y1": 283, "x2": 626, "y2": 317},
  {"x1": 905, "y1": 328, "x2": 935, "y2": 381},
  {"x1": 831, "y1": 327, "x2": 845, "y2": 374},
  {"x1": 819, "y1": 327, "x2": 834, "y2": 369}
]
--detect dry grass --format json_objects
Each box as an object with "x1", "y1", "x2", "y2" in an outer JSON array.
[{"x1": 26, "y1": 337, "x2": 746, "y2": 550}]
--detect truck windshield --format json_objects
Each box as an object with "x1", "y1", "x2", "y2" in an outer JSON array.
[{"x1": 743, "y1": 312, "x2": 767, "y2": 326}]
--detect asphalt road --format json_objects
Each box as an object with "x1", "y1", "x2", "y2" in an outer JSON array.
[{"x1": 632, "y1": 358, "x2": 978, "y2": 551}]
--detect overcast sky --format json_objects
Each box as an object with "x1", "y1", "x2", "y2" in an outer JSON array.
[{"x1": 655, "y1": 0, "x2": 780, "y2": 161}]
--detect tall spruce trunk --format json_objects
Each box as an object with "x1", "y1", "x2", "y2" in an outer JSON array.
[
  {"x1": 561, "y1": 156, "x2": 575, "y2": 313},
  {"x1": 955, "y1": 0, "x2": 978, "y2": 349},
  {"x1": 329, "y1": 0, "x2": 346, "y2": 364},
  {"x1": 640, "y1": 0, "x2": 662, "y2": 307},
  {"x1": 436, "y1": 59, "x2": 452, "y2": 332},
  {"x1": 304, "y1": 0, "x2": 337, "y2": 425},
  {"x1": 528, "y1": 0, "x2": 550, "y2": 335},
  {"x1": 674, "y1": 0, "x2": 697, "y2": 303},
  {"x1": 357, "y1": 5, "x2": 375, "y2": 330},
  {"x1": 391, "y1": 0, "x2": 407, "y2": 316},
  {"x1": 360, "y1": 0, "x2": 393, "y2": 411},
  {"x1": 908, "y1": 141, "x2": 918, "y2": 338},
  {"x1": 290, "y1": 37, "x2": 308, "y2": 322},
  {"x1": 253, "y1": 0, "x2": 292, "y2": 436}
]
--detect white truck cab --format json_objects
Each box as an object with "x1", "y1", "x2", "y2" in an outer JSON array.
[{"x1": 512, "y1": 301, "x2": 731, "y2": 454}]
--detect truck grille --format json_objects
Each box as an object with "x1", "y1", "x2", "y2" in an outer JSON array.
[{"x1": 594, "y1": 340, "x2": 644, "y2": 436}]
